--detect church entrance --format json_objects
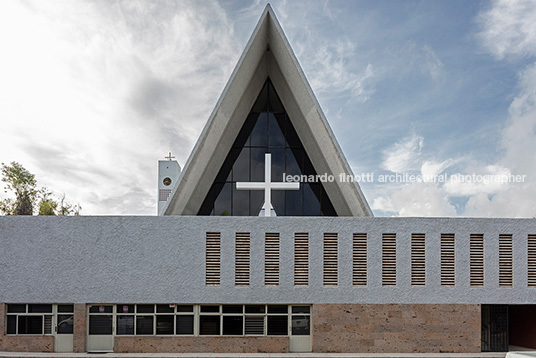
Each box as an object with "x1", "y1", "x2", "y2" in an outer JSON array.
[
  {"x1": 482, "y1": 304, "x2": 536, "y2": 351},
  {"x1": 509, "y1": 305, "x2": 536, "y2": 350},
  {"x1": 481, "y1": 305, "x2": 508, "y2": 352}
]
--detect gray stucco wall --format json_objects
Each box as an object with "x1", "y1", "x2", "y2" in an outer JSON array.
[{"x1": 1, "y1": 216, "x2": 535, "y2": 304}]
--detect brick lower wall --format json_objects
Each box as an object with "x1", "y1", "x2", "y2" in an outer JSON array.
[
  {"x1": 73, "y1": 303, "x2": 86, "y2": 353},
  {"x1": 0, "y1": 303, "x2": 54, "y2": 352},
  {"x1": 313, "y1": 304, "x2": 481, "y2": 353},
  {"x1": 0, "y1": 303, "x2": 482, "y2": 353},
  {"x1": 114, "y1": 336, "x2": 289, "y2": 353}
]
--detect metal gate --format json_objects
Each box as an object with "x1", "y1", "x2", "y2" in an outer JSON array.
[{"x1": 481, "y1": 305, "x2": 508, "y2": 352}]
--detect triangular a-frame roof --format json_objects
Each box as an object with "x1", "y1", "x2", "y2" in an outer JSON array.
[{"x1": 164, "y1": 4, "x2": 372, "y2": 217}]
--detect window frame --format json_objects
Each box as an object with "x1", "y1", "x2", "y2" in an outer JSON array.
[
  {"x1": 5, "y1": 303, "x2": 71, "y2": 336},
  {"x1": 84, "y1": 304, "x2": 311, "y2": 338}
]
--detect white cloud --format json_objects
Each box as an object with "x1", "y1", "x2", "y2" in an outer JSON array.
[
  {"x1": 0, "y1": 0, "x2": 240, "y2": 214},
  {"x1": 271, "y1": 2, "x2": 375, "y2": 102},
  {"x1": 307, "y1": 40, "x2": 375, "y2": 102},
  {"x1": 420, "y1": 44, "x2": 446, "y2": 82},
  {"x1": 373, "y1": 0, "x2": 536, "y2": 218},
  {"x1": 373, "y1": 182, "x2": 456, "y2": 217},
  {"x1": 420, "y1": 159, "x2": 454, "y2": 180},
  {"x1": 370, "y1": 196, "x2": 395, "y2": 213},
  {"x1": 459, "y1": 0, "x2": 536, "y2": 217},
  {"x1": 381, "y1": 133, "x2": 423, "y2": 173},
  {"x1": 458, "y1": 64, "x2": 536, "y2": 217},
  {"x1": 445, "y1": 165, "x2": 512, "y2": 197},
  {"x1": 477, "y1": 0, "x2": 536, "y2": 59}
]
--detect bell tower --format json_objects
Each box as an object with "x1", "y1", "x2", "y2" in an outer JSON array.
[{"x1": 158, "y1": 152, "x2": 180, "y2": 216}]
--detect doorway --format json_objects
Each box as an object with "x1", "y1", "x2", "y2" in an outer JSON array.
[
  {"x1": 54, "y1": 304, "x2": 74, "y2": 353},
  {"x1": 289, "y1": 305, "x2": 312, "y2": 352},
  {"x1": 509, "y1": 305, "x2": 536, "y2": 350},
  {"x1": 86, "y1": 305, "x2": 114, "y2": 352}
]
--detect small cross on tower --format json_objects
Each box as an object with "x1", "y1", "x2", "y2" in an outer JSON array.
[
  {"x1": 236, "y1": 153, "x2": 300, "y2": 217},
  {"x1": 164, "y1": 152, "x2": 175, "y2": 161}
]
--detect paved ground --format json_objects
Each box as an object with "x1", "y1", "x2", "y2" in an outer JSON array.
[{"x1": 0, "y1": 352, "x2": 510, "y2": 358}]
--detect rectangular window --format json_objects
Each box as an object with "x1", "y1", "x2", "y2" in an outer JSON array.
[
  {"x1": 470, "y1": 234, "x2": 484, "y2": 287},
  {"x1": 136, "y1": 316, "x2": 154, "y2": 335},
  {"x1": 222, "y1": 316, "x2": 243, "y2": 335},
  {"x1": 265, "y1": 233, "x2": 280, "y2": 285},
  {"x1": 235, "y1": 232, "x2": 250, "y2": 286},
  {"x1": 89, "y1": 315, "x2": 113, "y2": 335},
  {"x1": 294, "y1": 233, "x2": 309, "y2": 286},
  {"x1": 411, "y1": 233, "x2": 425, "y2": 286},
  {"x1": 80, "y1": 303, "x2": 311, "y2": 337},
  {"x1": 323, "y1": 233, "x2": 338, "y2": 286},
  {"x1": 441, "y1": 233, "x2": 455, "y2": 286},
  {"x1": 6, "y1": 304, "x2": 54, "y2": 335},
  {"x1": 156, "y1": 315, "x2": 174, "y2": 335},
  {"x1": 529, "y1": 235, "x2": 536, "y2": 287},
  {"x1": 353, "y1": 233, "x2": 367, "y2": 286},
  {"x1": 291, "y1": 306, "x2": 311, "y2": 336},
  {"x1": 200, "y1": 316, "x2": 220, "y2": 335},
  {"x1": 206, "y1": 232, "x2": 221, "y2": 285},
  {"x1": 18, "y1": 316, "x2": 43, "y2": 334},
  {"x1": 499, "y1": 234, "x2": 513, "y2": 287},
  {"x1": 176, "y1": 315, "x2": 194, "y2": 335},
  {"x1": 7, "y1": 316, "x2": 16, "y2": 335},
  {"x1": 382, "y1": 233, "x2": 396, "y2": 286},
  {"x1": 116, "y1": 315, "x2": 134, "y2": 335},
  {"x1": 57, "y1": 304, "x2": 74, "y2": 313},
  {"x1": 267, "y1": 316, "x2": 288, "y2": 335}
]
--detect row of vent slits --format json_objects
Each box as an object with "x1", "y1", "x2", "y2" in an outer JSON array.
[{"x1": 205, "y1": 233, "x2": 536, "y2": 287}]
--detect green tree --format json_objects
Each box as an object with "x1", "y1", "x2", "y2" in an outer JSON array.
[
  {"x1": 1, "y1": 162, "x2": 81, "y2": 216},
  {"x1": 1, "y1": 162, "x2": 38, "y2": 215},
  {"x1": 38, "y1": 188, "x2": 57, "y2": 216}
]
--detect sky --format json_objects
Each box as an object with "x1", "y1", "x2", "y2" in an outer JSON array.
[{"x1": 0, "y1": 0, "x2": 535, "y2": 217}]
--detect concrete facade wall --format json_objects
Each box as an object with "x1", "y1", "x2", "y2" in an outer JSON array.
[
  {"x1": 1, "y1": 216, "x2": 535, "y2": 305},
  {"x1": 313, "y1": 304, "x2": 481, "y2": 353}
]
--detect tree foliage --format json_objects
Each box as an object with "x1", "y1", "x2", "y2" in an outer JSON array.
[
  {"x1": 1, "y1": 162, "x2": 37, "y2": 215},
  {"x1": 1, "y1": 162, "x2": 81, "y2": 216}
]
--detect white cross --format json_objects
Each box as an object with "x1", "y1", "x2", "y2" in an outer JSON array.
[{"x1": 236, "y1": 153, "x2": 300, "y2": 217}]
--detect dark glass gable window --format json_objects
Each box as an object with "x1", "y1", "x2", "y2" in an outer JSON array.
[{"x1": 199, "y1": 79, "x2": 336, "y2": 216}]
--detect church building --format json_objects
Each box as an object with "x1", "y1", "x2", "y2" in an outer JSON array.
[{"x1": 1, "y1": 5, "x2": 536, "y2": 354}]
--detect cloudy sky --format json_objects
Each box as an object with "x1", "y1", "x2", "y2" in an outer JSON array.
[{"x1": 1, "y1": 0, "x2": 535, "y2": 217}]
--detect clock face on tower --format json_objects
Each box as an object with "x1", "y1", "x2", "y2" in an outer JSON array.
[{"x1": 163, "y1": 177, "x2": 172, "y2": 186}]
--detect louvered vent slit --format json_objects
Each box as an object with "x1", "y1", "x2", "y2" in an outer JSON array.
[
  {"x1": 265, "y1": 233, "x2": 280, "y2": 286},
  {"x1": 528, "y1": 235, "x2": 536, "y2": 287},
  {"x1": 411, "y1": 233, "x2": 426, "y2": 286},
  {"x1": 323, "y1": 233, "x2": 338, "y2": 286},
  {"x1": 441, "y1": 233, "x2": 455, "y2": 286},
  {"x1": 44, "y1": 316, "x2": 52, "y2": 335},
  {"x1": 245, "y1": 316, "x2": 264, "y2": 335},
  {"x1": 382, "y1": 233, "x2": 396, "y2": 286},
  {"x1": 206, "y1": 232, "x2": 221, "y2": 285},
  {"x1": 353, "y1": 233, "x2": 367, "y2": 286},
  {"x1": 499, "y1": 234, "x2": 513, "y2": 287},
  {"x1": 235, "y1": 232, "x2": 250, "y2": 286},
  {"x1": 470, "y1": 234, "x2": 484, "y2": 287},
  {"x1": 294, "y1": 233, "x2": 309, "y2": 286}
]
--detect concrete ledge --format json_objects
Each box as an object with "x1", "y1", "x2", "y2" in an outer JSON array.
[{"x1": 507, "y1": 352, "x2": 536, "y2": 358}]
